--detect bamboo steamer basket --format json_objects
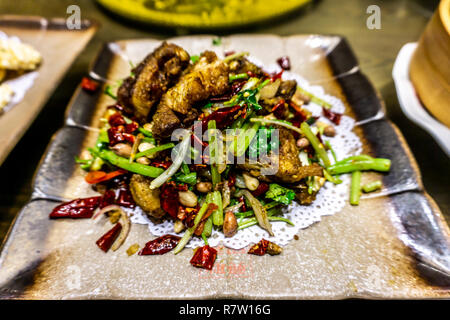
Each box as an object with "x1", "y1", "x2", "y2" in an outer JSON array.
[{"x1": 410, "y1": 0, "x2": 450, "y2": 127}]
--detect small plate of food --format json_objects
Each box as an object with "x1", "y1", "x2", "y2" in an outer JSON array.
[
  {"x1": 0, "y1": 35, "x2": 448, "y2": 299},
  {"x1": 0, "y1": 31, "x2": 41, "y2": 113},
  {"x1": 0, "y1": 15, "x2": 98, "y2": 165}
]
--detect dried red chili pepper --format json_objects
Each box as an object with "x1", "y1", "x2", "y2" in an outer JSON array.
[
  {"x1": 98, "y1": 186, "x2": 135, "y2": 209},
  {"x1": 99, "y1": 189, "x2": 117, "y2": 209},
  {"x1": 139, "y1": 235, "x2": 181, "y2": 255},
  {"x1": 224, "y1": 50, "x2": 235, "y2": 56},
  {"x1": 322, "y1": 107, "x2": 342, "y2": 125},
  {"x1": 150, "y1": 160, "x2": 172, "y2": 170},
  {"x1": 107, "y1": 126, "x2": 136, "y2": 146},
  {"x1": 201, "y1": 105, "x2": 242, "y2": 130},
  {"x1": 81, "y1": 77, "x2": 99, "y2": 92},
  {"x1": 248, "y1": 239, "x2": 270, "y2": 256},
  {"x1": 107, "y1": 113, "x2": 139, "y2": 146},
  {"x1": 289, "y1": 102, "x2": 308, "y2": 128},
  {"x1": 116, "y1": 187, "x2": 135, "y2": 208},
  {"x1": 190, "y1": 245, "x2": 217, "y2": 270},
  {"x1": 228, "y1": 174, "x2": 236, "y2": 188},
  {"x1": 96, "y1": 223, "x2": 122, "y2": 252},
  {"x1": 182, "y1": 206, "x2": 199, "y2": 228},
  {"x1": 159, "y1": 182, "x2": 182, "y2": 218},
  {"x1": 49, "y1": 196, "x2": 102, "y2": 219},
  {"x1": 251, "y1": 182, "x2": 269, "y2": 197},
  {"x1": 108, "y1": 112, "x2": 127, "y2": 127},
  {"x1": 272, "y1": 99, "x2": 286, "y2": 119},
  {"x1": 271, "y1": 70, "x2": 283, "y2": 81},
  {"x1": 276, "y1": 56, "x2": 291, "y2": 70},
  {"x1": 231, "y1": 80, "x2": 247, "y2": 95},
  {"x1": 239, "y1": 196, "x2": 247, "y2": 212}
]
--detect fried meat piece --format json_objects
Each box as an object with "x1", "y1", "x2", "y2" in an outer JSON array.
[
  {"x1": 276, "y1": 80, "x2": 297, "y2": 100},
  {"x1": 239, "y1": 127, "x2": 323, "y2": 183},
  {"x1": 294, "y1": 184, "x2": 318, "y2": 205},
  {"x1": 151, "y1": 51, "x2": 230, "y2": 138},
  {"x1": 129, "y1": 174, "x2": 165, "y2": 219},
  {"x1": 117, "y1": 42, "x2": 190, "y2": 121},
  {"x1": 228, "y1": 56, "x2": 263, "y2": 76}
]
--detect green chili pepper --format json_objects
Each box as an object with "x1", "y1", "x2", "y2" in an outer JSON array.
[
  {"x1": 350, "y1": 171, "x2": 361, "y2": 205},
  {"x1": 134, "y1": 143, "x2": 175, "y2": 159},
  {"x1": 362, "y1": 180, "x2": 382, "y2": 193},
  {"x1": 229, "y1": 73, "x2": 249, "y2": 82},
  {"x1": 97, "y1": 149, "x2": 163, "y2": 178},
  {"x1": 300, "y1": 122, "x2": 331, "y2": 168}
]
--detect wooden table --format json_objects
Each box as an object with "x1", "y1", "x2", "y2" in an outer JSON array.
[{"x1": 0, "y1": 0, "x2": 448, "y2": 244}]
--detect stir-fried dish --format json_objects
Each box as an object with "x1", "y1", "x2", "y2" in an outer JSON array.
[{"x1": 50, "y1": 41, "x2": 391, "y2": 270}]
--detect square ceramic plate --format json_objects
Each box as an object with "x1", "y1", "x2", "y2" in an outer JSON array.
[
  {"x1": 0, "y1": 15, "x2": 98, "y2": 165},
  {"x1": 0, "y1": 35, "x2": 449, "y2": 299}
]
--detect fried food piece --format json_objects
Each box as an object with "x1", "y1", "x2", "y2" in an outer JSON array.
[
  {"x1": 276, "y1": 80, "x2": 297, "y2": 100},
  {"x1": 259, "y1": 80, "x2": 297, "y2": 114},
  {"x1": 273, "y1": 126, "x2": 323, "y2": 183},
  {"x1": 117, "y1": 42, "x2": 190, "y2": 121},
  {"x1": 239, "y1": 127, "x2": 323, "y2": 183},
  {"x1": 129, "y1": 174, "x2": 165, "y2": 219},
  {"x1": 151, "y1": 51, "x2": 230, "y2": 137},
  {"x1": 228, "y1": 56, "x2": 263, "y2": 76},
  {"x1": 293, "y1": 183, "x2": 318, "y2": 205},
  {"x1": 0, "y1": 38, "x2": 41, "y2": 70}
]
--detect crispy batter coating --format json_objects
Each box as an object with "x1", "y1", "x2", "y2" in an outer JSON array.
[
  {"x1": 151, "y1": 51, "x2": 230, "y2": 137},
  {"x1": 117, "y1": 42, "x2": 190, "y2": 121},
  {"x1": 239, "y1": 127, "x2": 323, "y2": 183},
  {"x1": 129, "y1": 174, "x2": 165, "y2": 219}
]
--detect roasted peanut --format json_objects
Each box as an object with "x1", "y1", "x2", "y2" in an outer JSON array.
[
  {"x1": 296, "y1": 137, "x2": 310, "y2": 149},
  {"x1": 243, "y1": 173, "x2": 259, "y2": 191},
  {"x1": 223, "y1": 211, "x2": 238, "y2": 237},
  {"x1": 111, "y1": 143, "x2": 132, "y2": 158},
  {"x1": 196, "y1": 182, "x2": 212, "y2": 193},
  {"x1": 178, "y1": 190, "x2": 198, "y2": 207},
  {"x1": 138, "y1": 141, "x2": 157, "y2": 158},
  {"x1": 174, "y1": 219, "x2": 185, "y2": 234},
  {"x1": 323, "y1": 125, "x2": 336, "y2": 137},
  {"x1": 136, "y1": 156, "x2": 150, "y2": 165}
]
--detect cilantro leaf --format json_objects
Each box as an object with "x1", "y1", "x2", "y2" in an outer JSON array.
[{"x1": 265, "y1": 183, "x2": 296, "y2": 205}]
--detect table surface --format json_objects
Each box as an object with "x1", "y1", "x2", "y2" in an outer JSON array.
[{"x1": 0, "y1": 0, "x2": 448, "y2": 245}]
